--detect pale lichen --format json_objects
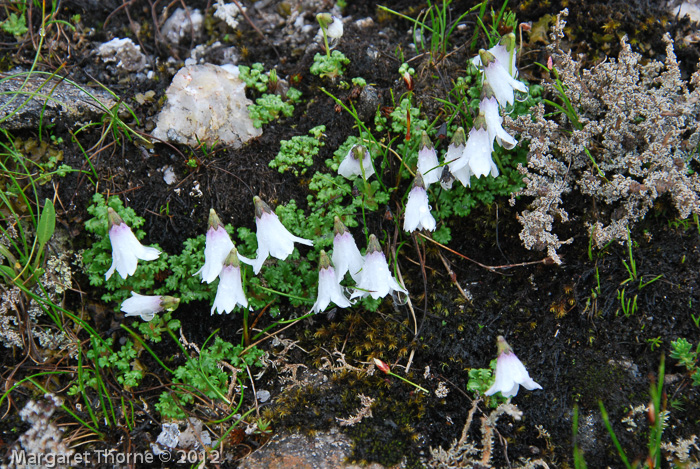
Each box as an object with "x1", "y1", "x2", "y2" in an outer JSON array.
[{"x1": 507, "y1": 9, "x2": 700, "y2": 260}]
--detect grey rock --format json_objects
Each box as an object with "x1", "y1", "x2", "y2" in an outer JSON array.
[{"x1": 0, "y1": 70, "x2": 117, "y2": 130}]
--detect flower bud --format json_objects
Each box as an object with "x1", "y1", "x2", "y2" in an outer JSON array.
[{"x1": 374, "y1": 358, "x2": 391, "y2": 374}]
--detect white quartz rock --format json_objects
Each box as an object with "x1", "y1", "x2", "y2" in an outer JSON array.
[
  {"x1": 161, "y1": 8, "x2": 203, "y2": 44},
  {"x1": 97, "y1": 38, "x2": 148, "y2": 72},
  {"x1": 152, "y1": 64, "x2": 262, "y2": 148}
]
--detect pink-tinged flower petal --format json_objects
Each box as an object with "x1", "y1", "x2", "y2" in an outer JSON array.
[
  {"x1": 351, "y1": 249, "x2": 406, "y2": 300},
  {"x1": 106, "y1": 222, "x2": 160, "y2": 280},
  {"x1": 197, "y1": 225, "x2": 234, "y2": 283},
  {"x1": 332, "y1": 231, "x2": 364, "y2": 283},
  {"x1": 252, "y1": 203, "x2": 313, "y2": 274},
  {"x1": 338, "y1": 145, "x2": 375, "y2": 180},
  {"x1": 485, "y1": 337, "x2": 542, "y2": 398},
  {"x1": 120, "y1": 293, "x2": 164, "y2": 322},
  {"x1": 473, "y1": 44, "x2": 517, "y2": 76},
  {"x1": 311, "y1": 265, "x2": 352, "y2": 313},
  {"x1": 196, "y1": 210, "x2": 254, "y2": 283},
  {"x1": 404, "y1": 184, "x2": 435, "y2": 232},
  {"x1": 445, "y1": 129, "x2": 470, "y2": 188},
  {"x1": 211, "y1": 264, "x2": 248, "y2": 314}
]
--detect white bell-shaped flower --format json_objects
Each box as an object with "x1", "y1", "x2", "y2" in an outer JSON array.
[
  {"x1": 452, "y1": 116, "x2": 498, "y2": 180},
  {"x1": 351, "y1": 235, "x2": 407, "y2": 300},
  {"x1": 479, "y1": 48, "x2": 528, "y2": 108},
  {"x1": 417, "y1": 131, "x2": 440, "y2": 187},
  {"x1": 316, "y1": 13, "x2": 343, "y2": 44},
  {"x1": 311, "y1": 250, "x2": 352, "y2": 314},
  {"x1": 332, "y1": 216, "x2": 364, "y2": 283},
  {"x1": 471, "y1": 33, "x2": 518, "y2": 77},
  {"x1": 444, "y1": 127, "x2": 471, "y2": 188},
  {"x1": 327, "y1": 15, "x2": 343, "y2": 39},
  {"x1": 105, "y1": 208, "x2": 160, "y2": 280},
  {"x1": 480, "y1": 90, "x2": 517, "y2": 150},
  {"x1": 404, "y1": 173, "x2": 436, "y2": 232},
  {"x1": 338, "y1": 144, "x2": 375, "y2": 180},
  {"x1": 196, "y1": 209, "x2": 253, "y2": 284},
  {"x1": 120, "y1": 293, "x2": 180, "y2": 322},
  {"x1": 251, "y1": 196, "x2": 313, "y2": 274},
  {"x1": 211, "y1": 249, "x2": 248, "y2": 314},
  {"x1": 485, "y1": 336, "x2": 543, "y2": 398}
]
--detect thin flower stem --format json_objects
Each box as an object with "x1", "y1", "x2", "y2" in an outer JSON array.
[
  {"x1": 255, "y1": 284, "x2": 310, "y2": 302},
  {"x1": 387, "y1": 371, "x2": 429, "y2": 394}
]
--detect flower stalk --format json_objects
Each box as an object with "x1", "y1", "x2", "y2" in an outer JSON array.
[{"x1": 373, "y1": 358, "x2": 429, "y2": 394}]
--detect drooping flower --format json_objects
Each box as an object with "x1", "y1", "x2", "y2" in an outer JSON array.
[
  {"x1": 105, "y1": 208, "x2": 160, "y2": 280},
  {"x1": 338, "y1": 144, "x2": 375, "y2": 180},
  {"x1": 417, "y1": 131, "x2": 440, "y2": 187},
  {"x1": 317, "y1": 13, "x2": 343, "y2": 43},
  {"x1": 120, "y1": 293, "x2": 180, "y2": 322},
  {"x1": 251, "y1": 196, "x2": 313, "y2": 274},
  {"x1": 211, "y1": 248, "x2": 248, "y2": 314},
  {"x1": 351, "y1": 234, "x2": 407, "y2": 300},
  {"x1": 327, "y1": 15, "x2": 343, "y2": 40},
  {"x1": 444, "y1": 127, "x2": 471, "y2": 188},
  {"x1": 479, "y1": 48, "x2": 528, "y2": 108},
  {"x1": 404, "y1": 173, "x2": 436, "y2": 233},
  {"x1": 450, "y1": 114, "x2": 498, "y2": 180},
  {"x1": 471, "y1": 33, "x2": 518, "y2": 77},
  {"x1": 480, "y1": 86, "x2": 517, "y2": 150},
  {"x1": 332, "y1": 216, "x2": 364, "y2": 283},
  {"x1": 485, "y1": 336, "x2": 543, "y2": 398},
  {"x1": 311, "y1": 250, "x2": 352, "y2": 314},
  {"x1": 196, "y1": 209, "x2": 252, "y2": 284}
]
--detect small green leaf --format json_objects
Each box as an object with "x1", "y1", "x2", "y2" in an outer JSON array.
[
  {"x1": 0, "y1": 265, "x2": 16, "y2": 280},
  {"x1": 37, "y1": 199, "x2": 56, "y2": 246}
]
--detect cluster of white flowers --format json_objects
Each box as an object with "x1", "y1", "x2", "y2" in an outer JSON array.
[
  {"x1": 106, "y1": 194, "x2": 408, "y2": 319},
  {"x1": 313, "y1": 217, "x2": 407, "y2": 313},
  {"x1": 335, "y1": 34, "x2": 527, "y2": 237},
  {"x1": 446, "y1": 33, "x2": 526, "y2": 184},
  {"x1": 101, "y1": 208, "x2": 175, "y2": 321}
]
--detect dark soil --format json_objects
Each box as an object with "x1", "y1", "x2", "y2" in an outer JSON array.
[{"x1": 1, "y1": 0, "x2": 699, "y2": 467}]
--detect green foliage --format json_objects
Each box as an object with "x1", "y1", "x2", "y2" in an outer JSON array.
[
  {"x1": 82, "y1": 194, "x2": 169, "y2": 304},
  {"x1": 593, "y1": 358, "x2": 667, "y2": 469},
  {"x1": 69, "y1": 313, "x2": 181, "y2": 397},
  {"x1": 310, "y1": 50, "x2": 350, "y2": 79},
  {"x1": 154, "y1": 232, "x2": 213, "y2": 304},
  {"x1": 156, "y1": 337, "x2": 265, "y2": 419},
  {"x1": 269, "y1": 125, "x2": 326, "y2": 176},
  {"x1": 379, "y1": 2, "x2": 484, "y2": 61},
  {"x1": 670, "y1": 338, "x2": 700, "y2": 386},
  {"x1": 351, "y1": 77, "x2": 367, "y2": 87},
  {"x1": 239, "y1": 63, "x2": 300, "y2": 128},
  {"x1": 466, "y1": 359, "x2": 506, "y2": 407},
  {"x1": 249, "y1": 94, "x2": 295, "y2": 128},
  {"x1": 70, "y1": 339, "x2": 139, "y2": 394},
  {"x1": 138, "y1": 311, "x2": 181, "y2": 343},
  {"x1": 286, "y1": 86, "x2": 303, "y2": 103},
  {"x1": 0, "y1": 133, "x2": 73, "y2": 285},
  {"x1": 1, "y1": 13, "x2": 28, "y2": 36},
  {"x1": 238, "y1": 63, "x2": 273, "y2": 93}
]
